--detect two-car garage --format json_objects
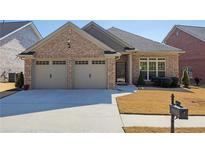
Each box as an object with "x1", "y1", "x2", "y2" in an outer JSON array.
[{"x1": 32, "y1": 59, "x2": 107, "y2": 89}]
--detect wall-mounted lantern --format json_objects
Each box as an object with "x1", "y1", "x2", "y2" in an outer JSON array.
[{"x1": 67, "y1": 39, "x2": 71, "y2": 48}]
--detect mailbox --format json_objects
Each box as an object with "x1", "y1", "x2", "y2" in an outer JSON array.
[{"x1": 170, "y1": 102, "x2": 188, "y2": 119}]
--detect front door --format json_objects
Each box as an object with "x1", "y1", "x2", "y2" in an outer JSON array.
[{"x1": 116, "y1": 62, "x2": 126, "y2": 84}]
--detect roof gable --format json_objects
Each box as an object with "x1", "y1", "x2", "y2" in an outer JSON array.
[
  {"x1": 176, "y1": 25, "x2": 205, "y2": 42},
  {"x1": 20, "y1": 22, "x2": 114, "y2": 57},
  {"x1": 82, "y1": 21, "x2": 134, "y2": 51},
  {"x1": 163, "y1": 25, "x2": 205, "y2": 43},
  {"x1": 0, "y1": 21, "x2": 29, "y2": 39},
  {"x1": 108, "y1": 27, "x2": 182, "y2": 52}
]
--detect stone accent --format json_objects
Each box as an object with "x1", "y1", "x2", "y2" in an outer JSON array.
[
  {"x1": 24, "y1": 59, "x2": 33, "y2": 88},
  {"x1": 132, "y1": 53, "x2": 179, "y2": 84},
  {"x1": 107, "y1": 58, "x2": 116, "y2": 89}
]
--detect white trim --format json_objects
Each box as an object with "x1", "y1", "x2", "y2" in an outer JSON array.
[
  {"x1": 0, "y1": 22, "x2": 33, "y2": 40},
  {"x1": 30, "y1": 23, "x2": 43, "y2": 39},
  {"x1": 139, "y1": 57, "x2": 166, "y2": 81},
  {"x1": 128, "y1": 54, "x2": 132, "y2": 84},
  {"x1": 125, "y1": 50, "x2": 185, "y2": 54},
  {"x1": 104, "y1": 52, "x2": 121, "y2": 58}
]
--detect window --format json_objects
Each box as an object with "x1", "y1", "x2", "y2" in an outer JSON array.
[
  {"x1": 75, "y1": 61, "x2": 88, "y2": 65},
  {"x1": 92, "y1": 60, "x2": 105, "y2": 64},
  {"x1": 53, "y1": 61, "x2": 66, "y2": 65},
  {"x1": 36, "y1": 61, "x2": 49, "y2": 65},
  {"x1": 139, "y1": 58, "x2": 166, "y2": 80}
]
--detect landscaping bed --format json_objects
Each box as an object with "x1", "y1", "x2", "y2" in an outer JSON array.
[
  {"x1": 123, "y1": 126, "x2": 205, "y2": 133},
  {"x1": 0, "y1": 83, "x2": 16, "y2": 92},
  {"x1": 117, "y1": 86, "x2": 205, "y2": 115}
]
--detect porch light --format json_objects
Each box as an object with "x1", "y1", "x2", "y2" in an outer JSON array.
[{"x1": 67, "y1": 39, "x2": 71, "y2": 48}]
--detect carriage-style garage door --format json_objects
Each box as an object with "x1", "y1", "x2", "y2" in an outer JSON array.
[
  {"x1": 73, "y1": 60, "x2": 107, "y2": 89},
  {"x1": 33, "y1": 60, "x2": 67, "y2": 89}
]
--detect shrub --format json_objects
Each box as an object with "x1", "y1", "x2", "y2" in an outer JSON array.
[
  {"x1": 194, "y1": 77, "x2": 202, "y2": 86},
  {"x1": 160, "y1": 77, "x2": 173, "y2": 88},
  {"x1": 15, "y1": 72, "x2": 24, "y2": 89},
  {"x1": 137, "y1": 71, "x2": 145, "y2": 86},
  {"x1": 181, "y1": 68, "x2": 190, "y2": 88},
  {"x1": 151, "y1": 77, "x2": 161, "y2": 86},
  {"x1": 171, "y1": 77, "x2": 179, "y2": 87}
]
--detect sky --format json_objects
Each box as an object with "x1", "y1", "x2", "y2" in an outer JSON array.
[{"x1": 13, "y1": 20, "x2": 205, "y2": 42}]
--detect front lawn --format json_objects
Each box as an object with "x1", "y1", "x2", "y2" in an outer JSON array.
[
  {"x1": 123, "y1": 127, "x2": 205, "y2": 133},
  {"x1": 0, "y1": 83, "x2": 15, "y2": 92},
  {"x1": 117, "y1": 86, "x2": 205, "y2": 115}
]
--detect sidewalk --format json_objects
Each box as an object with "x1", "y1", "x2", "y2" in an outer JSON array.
[{"x1": 121, "y1": 114, "x2": 205, "y2": 127}]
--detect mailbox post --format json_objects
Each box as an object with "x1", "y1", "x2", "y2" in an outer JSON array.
[
  {"x1": 169, "y1": 94, "x2": 188, "y2": 133},
  {"x1": 171, "y1": 94, "x2": 175, "y2": 133}
]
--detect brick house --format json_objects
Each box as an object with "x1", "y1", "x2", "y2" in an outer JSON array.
[
  {"x1": 0, "y1": 21, "x2": 42, "y2": 81},
  {"x1": 19, "y1": 21, "x2": 183, "y2": 89},
  {"x1": 163, "y1": 25, "x2": 205, "y2": 83}
]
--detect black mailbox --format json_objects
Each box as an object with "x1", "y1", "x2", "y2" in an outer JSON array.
[{"x1": 170, "y1": 102, "x2": 188, "y2": 119}]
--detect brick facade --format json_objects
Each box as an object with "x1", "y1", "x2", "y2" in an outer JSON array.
[
  {"x1": 107, "y1": 58, "x2": 116, "y2": 89},
  {"x1": 132, "y1": 53, "x2": 179, "y2": 84},
  {"x1": 24, "y1": 59, "x2": 33, "y2": 87},
  {"x1": 34, "y1": 26, "x2": 105, "y2": 58},
  {"x1": 164, "y1": 28, "x2": 205, "y2": 83},
  {"x1": 25, "y1": 25, "x2": 116, "y2": 89}
]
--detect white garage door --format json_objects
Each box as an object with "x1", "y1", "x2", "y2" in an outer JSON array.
[
  {"x1": 33, "y1": 60, "x2": 67, "y2": 89},
  {"x1": 73, "y1": 60, "x2": 107, "y2": 89}
]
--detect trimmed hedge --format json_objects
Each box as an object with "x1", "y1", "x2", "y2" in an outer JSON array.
[
  {"x1": 151, "y1": 77, "x2": 179, "y2": 88},
  {"x1": 171, "y1": 77, "x2": 179, "y2": 87},
  {"x1": 160, "y1": 77, "x2": 173, "y2": 88}
]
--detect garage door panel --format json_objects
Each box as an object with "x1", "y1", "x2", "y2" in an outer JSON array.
[
  {"x1": 73, "y1": 60, "x2": 107, "y2": 89},
  {"x1": 90, "y1": 65, "x2": 106, "y2": 88},
  {"x1": 33, "y1": 60, "x2": 67, "y2": 89},
  {"x1": 51, "y1": 65, "x2": 67, "y2": 89},
  {"x1": 33, "y1": 61, "x2": 50, "y2": 89}
]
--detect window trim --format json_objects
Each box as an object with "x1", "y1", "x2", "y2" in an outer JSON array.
[
  {"x1": 92, "y1": 60, "x2": 105, "y2": 65},
  {"x1": 52, "y1": 61, "x2": 66, "y2": 65},
  {"x1": 139, "y1": 57, "x2": 166, "y2": 81},
  {"x1": 36, "y1": 61, "x2": 49, "y2": 65},
  {"x1": 75, "y1": 61, "x2": 89, "y2": 65}
]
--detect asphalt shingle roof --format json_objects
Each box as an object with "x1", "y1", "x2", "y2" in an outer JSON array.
[
  {"x1": 0, "y1": 21, "x2": 31, "y2": 39},
  {"x1": 108, "y1": 27, "x2": 182, "y2": 52},
  {"x1": 176, "y1": 25, "x2": 205, "y2": 42}
]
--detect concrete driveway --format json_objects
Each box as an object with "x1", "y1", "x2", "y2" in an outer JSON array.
[{"x1": 0, "y1": 86, "x2": 136, "y2": 133}]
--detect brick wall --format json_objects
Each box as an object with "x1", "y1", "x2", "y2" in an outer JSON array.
[
  {"x1": 132, "y1": 53, "x2": 179, "y2": 84},
  {"x1": 34, "y1": 26, "x2": 105, "y2": 58},
  {"x1": 24, "y1": 59, "x2": 32, "y2": 87},
  {"x1": 107, "y1": 58, "x2": 116, "y2": 89},
  {"x1": 27, "y1": 25, "x2": 116, "y2": 89},
  {"x1": 164, "y1": 28, "x2": 205, "y2": 83}
]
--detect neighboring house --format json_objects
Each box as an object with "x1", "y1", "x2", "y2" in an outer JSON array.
[
  {"x1": 0, "y1": 21, "x2": 42, "y2": 82},
  {"x1": 19, "y1": 21, "x2": 183, "y2": 89},
  {"x1": 163, "y1": 25, "x2": 205, "y2": 83}
]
